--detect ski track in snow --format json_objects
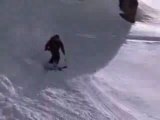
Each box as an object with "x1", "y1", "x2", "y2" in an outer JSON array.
[{"x1": 0, "y1": 0, "x2": 160, "y2": 120}]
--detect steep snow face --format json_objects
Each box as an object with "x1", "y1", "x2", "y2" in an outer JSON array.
[
  {"x1": 141, "y1": 0, "x2": 160, "y2": 10},
  {"x1": 95, "y1": 41, "x2": 160, "y2": 120},
  {"x1": 0, "y1": 0, "x2": 160, "y2": 120},
  {"x1": 129, "y1": 0, "x2": 160, "y2": 37},
  {"x1": 137, "y1": 0, "x2": 160, "y2": 23},
  {"x1": 94, "y1": 0, "x2": 160, "y2": 119}
]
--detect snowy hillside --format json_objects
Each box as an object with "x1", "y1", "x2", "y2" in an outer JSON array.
[{"x1": 0, "y1": 0, "x2": 160, "y2": 120}]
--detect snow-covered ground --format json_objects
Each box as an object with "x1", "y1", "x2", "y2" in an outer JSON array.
[{"x1": 0, "y1": 0, "x2": 160, "y2": 119}]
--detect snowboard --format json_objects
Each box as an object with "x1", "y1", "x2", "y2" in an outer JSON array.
[{"x1": 44, "y1": 63, "x2": 67, "y2": 71}]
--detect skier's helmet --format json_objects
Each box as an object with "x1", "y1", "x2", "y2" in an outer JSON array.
[{"x1": 54, "y1": 34, "x2": 60, "y2": 39}]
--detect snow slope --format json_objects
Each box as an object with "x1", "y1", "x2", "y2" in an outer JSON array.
[{"x1": 0, "y1": 0, "x2": 160, "y2": 120}]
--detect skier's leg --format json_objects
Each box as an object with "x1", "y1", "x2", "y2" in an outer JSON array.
[
  {"x1": 49, "y1": 55, "x2": 54, "y2": 64},
  {"x1": 49, "y1": 52, "x2": 54, "y2": 64},
  {"x1": 53, "y1": 54, "x2": 60, "y2": 65}
]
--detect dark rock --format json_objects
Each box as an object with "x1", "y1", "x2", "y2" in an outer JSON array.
[{"x1": 119, "y1": 0, "x2": 138, "y2": 23}]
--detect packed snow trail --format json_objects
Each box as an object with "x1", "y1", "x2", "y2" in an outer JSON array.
[{"x1": 0, "y1": 0, "x2": 160, "y2": 120}]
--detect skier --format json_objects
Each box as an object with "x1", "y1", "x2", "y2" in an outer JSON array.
[{"x1": 45, "y1": 34, "x2": 66, "y2": 69}]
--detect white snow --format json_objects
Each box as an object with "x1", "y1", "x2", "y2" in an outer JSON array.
[{"x1": 0, "y1": 0, "x2": 160, "y2": 120}]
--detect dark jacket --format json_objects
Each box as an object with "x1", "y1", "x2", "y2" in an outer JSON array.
[{"x1": 45, "y1": 37, "x2": 65, "y2": 55}]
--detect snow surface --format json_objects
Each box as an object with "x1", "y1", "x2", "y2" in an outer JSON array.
[{"x1": 0, "y1": 0, "x2": 160, "y2": 120}]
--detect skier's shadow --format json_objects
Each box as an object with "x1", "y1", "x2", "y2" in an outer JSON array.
[{"x1": 23, "y1": 0, "x2": 132, "y2": 97}]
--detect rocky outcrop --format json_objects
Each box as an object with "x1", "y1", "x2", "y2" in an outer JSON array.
[{"x1": 119, "y1": 0, "x2": 138, "y2": 23}]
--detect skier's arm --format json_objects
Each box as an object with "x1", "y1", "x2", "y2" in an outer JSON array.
[
  {"x1": 45, "y1": 40, "x2": 51, "y2": 51},
  {"x1": 60, "y1": 41, "x2": 65, "y2": 55}
]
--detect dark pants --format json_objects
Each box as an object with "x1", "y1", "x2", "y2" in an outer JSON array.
[{"x1": 49, "y1": 52, "x2": 60, "y2": 65}]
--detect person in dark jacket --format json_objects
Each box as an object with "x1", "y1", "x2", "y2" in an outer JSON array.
[{"x1": 45, "y1": 34, "x2": 65, "y2": 67}]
